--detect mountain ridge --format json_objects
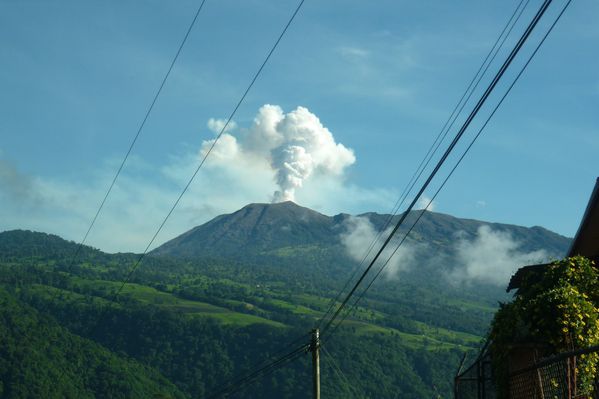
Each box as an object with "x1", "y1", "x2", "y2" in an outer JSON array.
[
  {"x1": 151, "y1": 201, "x2": 571, "y2": 264},
  {"x1": 0, "y1": 202, "x2": 570, "y2": 261}
]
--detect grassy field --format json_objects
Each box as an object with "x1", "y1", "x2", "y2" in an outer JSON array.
[
  {"x1": 342, "y1": 320, "x2": 480, "y2": 351},
  {"x1": 24, "y1": 271, "x2": 484, "y2": 350},
  {"x1": 31, "y1": 277, "x2": 286, "y2": 328}
]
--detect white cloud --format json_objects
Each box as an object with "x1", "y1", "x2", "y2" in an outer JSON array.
[
  {"x1": 337, "y1": 46, "x2": 370, "y2": 59},
  {"x1": 415, "y1": 195, "x2": 435, "y2": 211},
  {"x1": 0, "y1": 105, "x2": 393, "y2": 253},
  {"x1": 448, "y1": 225, "x2": 548, "y2": 286},
  {"x1": 0, "y1": 157, "x2": 184, "y2": 253},
  {"x1": 341, "y1": 216, "x2": 417, "y2": 278},
  {"x1": 207, "y1": 118, "x2": 237, "y2": 134},
  {"x1": 200, "y1": 104, "x2": 356, "y2": 202}
]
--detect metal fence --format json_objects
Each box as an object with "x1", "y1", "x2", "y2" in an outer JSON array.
[
  {"x1": 454, "y1": 343, "x2": 496, "y2": 399},
  {"x1": 509, "y1": 345, "x2": 599, "y2": 399},
  {"x1": 455, "y1": 345, "x2": 599, "y2": 399}
]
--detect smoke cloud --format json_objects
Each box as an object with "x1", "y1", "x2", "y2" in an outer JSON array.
[
  {"x1": 201, "y1": 105, "x2": 356, "y2": 203},
  {"x1": 415, "y1": 195, "x2": 435, "y2": 211},
  {"x1": 0, "y1": 157, "x2": 40, "y2": 205},
  {"x1": 341, "y1": 216, "x2": 416, "y2": 278},
  {"x1": 450, "y1": 225, "x2": 548, "y2": 286}
]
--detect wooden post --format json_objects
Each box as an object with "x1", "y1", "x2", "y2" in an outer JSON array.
[{"x1": 311, "y1": 329, "x2": 320, "y2": 399}]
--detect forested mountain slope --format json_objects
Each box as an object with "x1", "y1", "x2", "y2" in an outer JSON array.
[
  {"x1": 0, "y1": 287, "x2": 184, "y2": 399},
  {"x1": 0, "y1": 203, "x2": 571, "y2": 398}
]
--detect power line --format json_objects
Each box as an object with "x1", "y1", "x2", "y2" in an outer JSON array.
[
  {"x1": 68, "y1": 0, "x2": 208, "y2": 268},
  {"x1": 325, "y1": 0, "x2": 556, "y2": 337},
  {"x1": 119, "y1": 3, "x2": 317, "y2": 394},
  {"x1": 51, "y1": 0, "x2": 306, "y2": 389},
  {"x1": 109, "y1": 0, "x2": 305, "y2": 302},
  {"x1": 315, "y1": 0, "x2": 530, "y2": 332},
  {"x1": 321, "y1": 346, "x2": 356, "y2": 397},
  {"x1": 327, "y1": 0, "x2": 573, "y2": 338},
  {"x1": 158, "y1": 1, "x2": 574, "y2": 394},
  {"x1": 206, "y1": 331, "x2": 310, "y2": 395},
  {"x1": 205, "y1": 343, "x2": 309, "y2": 399},
  {"x1": 321, "y1": 0, "x2": 555, "y2": 338},
  {"x1": 48, "y1": 0, "x2": 208, "y2": 306}
]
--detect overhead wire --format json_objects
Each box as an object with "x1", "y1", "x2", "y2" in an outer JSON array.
[
  {"x1": 319, "y1": 0, "x2": 531, "y2": 335},
  {"x1": 321, "y1": 0, "x2": 555, "y2": 338},
  {"x1": 109, "y1": 0, "x2": 306, "y2": 303},
  {"x1": 51, "y1": 0, "x2": 307, "y2": 388},
  {"x1": 43, "y1": 0, "x2": 207, "y2": 386},
  {"x1": 46, "y1": 0, "x2": 208, "y2": 308},
  {"x1": 150, "y1": 0, "x2": 574, "y2": 395},
  {"x1": 327, "y1": 0, "x2": 573, "y2": 339},
  {"x1": 315, "y1": 0, "x2": 530, "y2": 332},
  {"x1": 82, "y1": 0, "x2": 306, "y2": 375},
  {"x1": 205, "y1": 331, "x2": 310, "y2": 395},
  {"x1": 321, "y1": 345, "x2": 356, "y2": 397},
  {"x1": 205, "y1": 343, "x2": 310, "y2": 399},
  {"x1": 66, "y1": 0, "x2": 208, "y2": 269}
]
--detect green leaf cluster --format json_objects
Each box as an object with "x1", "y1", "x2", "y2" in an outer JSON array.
[{"x1": 489, "y1": 256, "x2": 599, "y2": 397}]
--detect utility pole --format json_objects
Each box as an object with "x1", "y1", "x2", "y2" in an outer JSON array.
[{"x1": 310, "y1": 328, "x2": 321, "y2": 399}]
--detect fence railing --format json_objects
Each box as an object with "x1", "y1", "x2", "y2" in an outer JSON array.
[
  {"x1": 455, "y1": 344, "x2": 599, "y2": 399},
  {"x1": 454, "y1": 342, "x2": 496, "y2": 399},
  {"x1": 509, "y1": 345, "x2": 599, "y2": 399}
]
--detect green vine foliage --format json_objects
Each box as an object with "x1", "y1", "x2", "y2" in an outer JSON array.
[{"x1": 489, "y1": 256, "x2": 599, "y2": 397}]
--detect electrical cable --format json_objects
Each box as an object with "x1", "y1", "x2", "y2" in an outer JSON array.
[
  {"x1": 321, "y1": 345, "x2": 356, "y2": 397},
  {"x1": 206, "y1": 349, "x2": 305, "y2": 398},
  {"x1": 321, "y1": 0, "x2": 555, "y2": 338},
  {"x1": 109, "y1": 0, "x2": 305, "y2": 304},
  {"x1": 207, "y1": 331, "x2": 310, "y2": 394},
  {"x1": 67, "y1": 0, "x2": 208, "y2": 268},
  {"x1": 322, "y1": 0, "x2": 553, "y2": 336},
  {"x1": 315, "y1": 0, "x2": 529, "y2": 332},
  {"x1": 327, "y1": 0, "x2": 573, "y2": 339},
  {"x1": 45, "y1": 0, "x2": 208, "y2": 310},
  {"x1": 51, "y1": 0, "x2": 306, "y2": 388},
  {"x1": 43, "y1": 1, "x2": 207, "y2": 387},
  {"x1": 205, "y1": 343, "x2": 309, "y2": 399}
]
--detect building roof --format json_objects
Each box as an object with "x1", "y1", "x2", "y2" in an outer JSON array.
[
  {"x1": 507, "y1": 178, "x2": 599, "y2": 292},
  {"x1": 567, "y1": 177, "x2": 599, "y2": 259},
  {"x1": 506, "y1": 262, "x2": 549, "y2": 292}
]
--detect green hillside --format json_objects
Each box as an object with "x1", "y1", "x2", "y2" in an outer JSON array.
[
  {"x1": 0, "y1": 287, "x2": 184, "y2": 399},
  {"x1": 0, "y1": 230, "x2": 480, "y2": 398},
  {"x1": 0, "y1": 204, "x2": 571, "y2": 398}
]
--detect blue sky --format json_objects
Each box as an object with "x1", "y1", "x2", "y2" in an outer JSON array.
[{"x1": 1, "y1": 0, "x2": 597, "y2": 253}]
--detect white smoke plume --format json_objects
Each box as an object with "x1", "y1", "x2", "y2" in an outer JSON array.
[
  {"x1": 415, "y1": 195, "x2": 435, "y2": 211},
  {"x1": 201, "y1": 105, "x2": 356, "y2": 203},
  {"x1": 341, "y1": 216, "x2": 416, "y2": 278},
  {"x1": 449, "y1": 225, "x2": 548, "y2": 286}
]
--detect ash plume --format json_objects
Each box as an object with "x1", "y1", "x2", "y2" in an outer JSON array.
[{"x1": 201, "y1": 104, "x2": 355, "y2": 202}]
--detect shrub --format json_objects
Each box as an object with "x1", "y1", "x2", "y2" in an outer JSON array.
[{"x1": 489, "y1": 256, "x2": 599, "y2": 396}]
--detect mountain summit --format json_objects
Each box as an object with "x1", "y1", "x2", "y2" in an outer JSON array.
[
  {"x1": 151, "y1": 201, "x2": 339, "y2": 258},
  {"x1": 151, "y1": 202, "x2": 571, "y2": 267}
]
